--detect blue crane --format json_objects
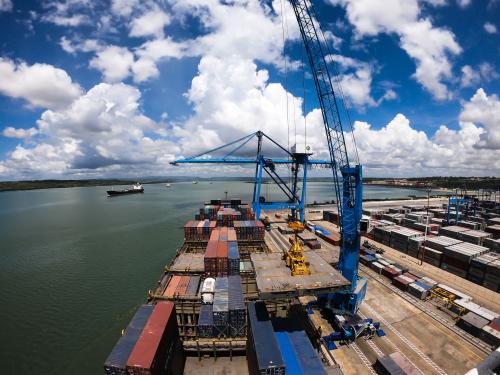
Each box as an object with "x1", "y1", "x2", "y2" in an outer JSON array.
[
  {"x1": 171, "y1": 130, "x2": 331, "y2": 222},
  {"x1": 288, "y1": 0, "x2": 366, "y2": 315},
  {"x1": 173, "y1": 0, "x2": 365, "y2": 316}
]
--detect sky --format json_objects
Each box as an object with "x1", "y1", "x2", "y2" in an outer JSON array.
[{"x1": 0, "y1": 0, "x2": 499, "y2": 180}]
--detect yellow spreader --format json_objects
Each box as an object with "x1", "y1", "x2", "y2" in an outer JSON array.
[{"x1": 284, "y1": 221, "x2": 311, "y2": 276}]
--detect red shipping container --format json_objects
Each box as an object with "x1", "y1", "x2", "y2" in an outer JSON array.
[
  {"x1": 210, "y1": 229, "x2": 220, "y2": 242},
  {"x1": 382, "y1": 266, "x2": 401, "y2": 279},
  {"x1": 163, "y1": 276, "x2": 181, "y2": 297},
  {"x1": 126, "y1": 301, "x2": 179, "y2": 375}
]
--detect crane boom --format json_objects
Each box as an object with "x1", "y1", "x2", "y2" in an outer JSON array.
[{"x1": 289, "y1": 0, "x2": 365, "y2": 314}]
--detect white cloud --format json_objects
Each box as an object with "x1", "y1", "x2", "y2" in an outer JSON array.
[
  {"x1": 0, "y1": 58, "x2": 82, "y2": 109},
  {"x1": 89, "y1": 46, "x2": 135, "y2": 82},
  {"x1": 0, "y1": 0, "x2": 13, "y2": 12},
  {"x1": 129, "y1": 7, "x2": 171, "y2": 38},
  {"x1": 460, "y1": 89, "x2": 500, "y2": 149},
  {"x1": 0, "y1": 82, "x2": 179, "y2": 179},
  {"x1": 484, "y1": 22, "x2": 497, "y2": 34},
  {"x1": 422, "y1": 0, "x2": 448, "y2": 6},
  {"x1": 41, "y1": 0, "x2": 94, "y2": 27},
  {"x1": 457, "y1": 0, "x2": 471, "y2": 8},
  {"x1": 111, "y1": 0, "x2": 139, "y2": 17},
  {"x1": 2, "y1": 127, "x2": 38, "y2": 139},
  {"x1": 328, "y1": 0, "x2": 461, "y2": 100},
  {"x1": 461, "y1": 65, "x2": 480, "y2": 87},
  {"x1": 461, "y1": 63, "x2": 499, "y2": 87}
]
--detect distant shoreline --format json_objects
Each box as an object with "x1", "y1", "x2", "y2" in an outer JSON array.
[{"x1": 0, "y1": 178, "x2": 492, "y2": 193}]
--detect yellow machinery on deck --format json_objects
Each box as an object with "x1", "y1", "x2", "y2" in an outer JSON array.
[{"x1": 284, "y1": 221, "x2": 311, "y2": 276}]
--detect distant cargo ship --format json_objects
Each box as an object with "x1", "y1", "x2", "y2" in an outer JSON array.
[{"x1": 107, "y1": 183, "x2": 144, "y2": 196}]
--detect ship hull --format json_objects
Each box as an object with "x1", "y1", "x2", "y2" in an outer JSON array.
[{"x1": 107, "y1": 189, "x2": 144, "y2": 196}]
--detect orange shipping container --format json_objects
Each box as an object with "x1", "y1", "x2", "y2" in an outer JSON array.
[
  {"x1": 174, "y1": 276, "x2": 191, "y2": 296},
  {"x1": 163, "y1": 275, "x2": 181, "y2": 297},
  {"x1": 228, "y1": 228, "x2": 237, "y2": 242}
]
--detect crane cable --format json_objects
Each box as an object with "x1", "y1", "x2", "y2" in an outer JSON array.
[
  {"x1": 313, "y1": 4, "x2": 360, "y2": 166},
  {"x1": 279, "y1": 0, "x2": 292, "y2": 185}
]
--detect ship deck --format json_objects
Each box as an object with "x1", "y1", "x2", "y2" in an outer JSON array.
[{"x1": 251, "y1": 251, "x2": 350, "y2": 299}]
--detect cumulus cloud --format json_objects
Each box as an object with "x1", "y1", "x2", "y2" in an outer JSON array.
[
  {"x1": 129, "y1": 6, "x2": 170, "y2": 38},
  {"x1": 460, "y1": 89, "x2": 500, "y2": 149},
  {"x1": 0, "y1": 82, "x2": 179, "y2": 179},
  {"x1": 89, "y1": 46, "x2": 135, "y2": 83},
  {"x1": 0, "y1": 58, "x2": 82, "y2": 109},
  {"x1": 0, "y1": 0, "x2": 13, "y2": 12},
  {"x1": 2, "y1": 127, "x2": 38, "y2": 139},
  {"x1": 484, "y1": 22, "x2": 497, "y2": 34},
  {"x1": 460, "y1": 63, "x2": 499, "y2": 87},
  {"x1": 328, "y1": 0, "x2": 461, "y2": 100}
]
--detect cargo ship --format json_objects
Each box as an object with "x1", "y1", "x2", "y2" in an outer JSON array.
[
  {"x1": 104, "y1": 198, "x2": 347, "y2": 375},
  {"x1": 107, "y1": 183, "x2": 144, "y2": 196}
]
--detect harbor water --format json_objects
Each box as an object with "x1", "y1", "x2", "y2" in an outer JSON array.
[{"x1": 0, "y1": 182, "x2": 439, "y2": 374}]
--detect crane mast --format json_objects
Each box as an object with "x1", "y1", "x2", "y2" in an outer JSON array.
[{"x1": 289, "y1": 0, "x2": 365, "y2": 314}]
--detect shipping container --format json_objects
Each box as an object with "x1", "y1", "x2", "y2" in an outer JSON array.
[
  {"x1": 213, "y1": 277, "x2": 229, "y2": 336},
  {"x1": 198, "y1": 304, "x2": 214, "y2": 338},
  {"x1": 104, "y1": 305, "x2": 154, "y2": 375},
  {"x1": 247, "y1": 302, "x2": 285, "y2": 375},
  {"x1": 163, "y1": 276, "x2": 181, "y2": 298},
  {"x1": 126, "y1": 301, "x2": 183, "y2": 375},
  {"x1": 457, "y1": 312, "x2": 489, "y2": 338},
  {"x1": 287, "y1": 330, "x2": 327, "y2": 375},
  {"x1": 186, "y1": 275, "x2": 201, "y2": 296},
  {"x1": 228, "y1": 275, "x2": 246, "y2": 337}
]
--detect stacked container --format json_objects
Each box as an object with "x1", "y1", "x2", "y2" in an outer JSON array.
[
  {"x1": 234, "y1": 220, "x2": 265, "y2": 240},
  {"x1": 228, "y1": 275, "x2": 246, "y2": 337},
  {"x1": 184, "y1": 220, "x2": 217, "y2": 241},
  {"x1": 126, "y1": 301, "x2": 184, "y2": 375},
  {"x1": 213, "y1": 277, "x2": 229, "y2": 337},
  {"x1": 441, "y1": 242, "x2": 489, "y2": 278},
  {"x1": 467, "y1": 252, "x2": 500, "y2": 285},
  {"x1": 483, "y1": 258, "x2": 500, "y2": 292},
  {"x1": 104, "y1": 305, "x2": 154, "y2": 375},
  {"x1": 439, "y1": 225, "x2": 471, "y2": 239},
  {"x1": 204, "y1": 229, "x2": 219, "y2": 276},
  {"x1": 390, "y1": 228, "x2": 423, "y2": 253},
  {"x1": 247, "y1": 302, "x2": 285, "y2": 375},
  {"x1": 198, "y1": 304, "x2": 214, "y2": 338},
  {"x1": 228, "y1": 241, "x2": 240, "y2": 275}
]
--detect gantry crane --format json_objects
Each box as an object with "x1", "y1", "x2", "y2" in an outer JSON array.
[{"x1": 288, "y1": 0, "x2": 366, "y2": 315}]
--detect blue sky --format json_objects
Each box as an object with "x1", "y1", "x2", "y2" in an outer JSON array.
[{"x1": 0, "y1": 0, "x2": 499, "y2": 180}]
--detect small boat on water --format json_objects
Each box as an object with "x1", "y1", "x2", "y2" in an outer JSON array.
[
  {"x1": 166, "y1": 183, "x2": 171, "y2": 188},
  {"x1": 107, "y1": 183, "x2": 144, "y2": 196},
  {"x1": 192, "y1": 181, "x2": 198, "y2": 184}
]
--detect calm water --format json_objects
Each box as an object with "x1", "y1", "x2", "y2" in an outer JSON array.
[{"x1": 0, "y1": 182, "x2": 434, "y2": 374}]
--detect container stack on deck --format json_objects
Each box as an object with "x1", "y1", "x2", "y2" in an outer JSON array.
[{"x1": 105, "y1": 302, "x2": 184, "y2": 375}]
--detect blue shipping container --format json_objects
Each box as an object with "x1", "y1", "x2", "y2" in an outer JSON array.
[
  {"x1": 104, "y1": 304, "x2": 154, "y2": 375},
  {"x1": 288, "y1": 330, "x2": 327, "y2": 375},
  {"x1": 247, "y1": 302, "x2": 285, "y2": 375},
  {"x1": 274, "y1": 332, "x2": 303, "y2": 375}
]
